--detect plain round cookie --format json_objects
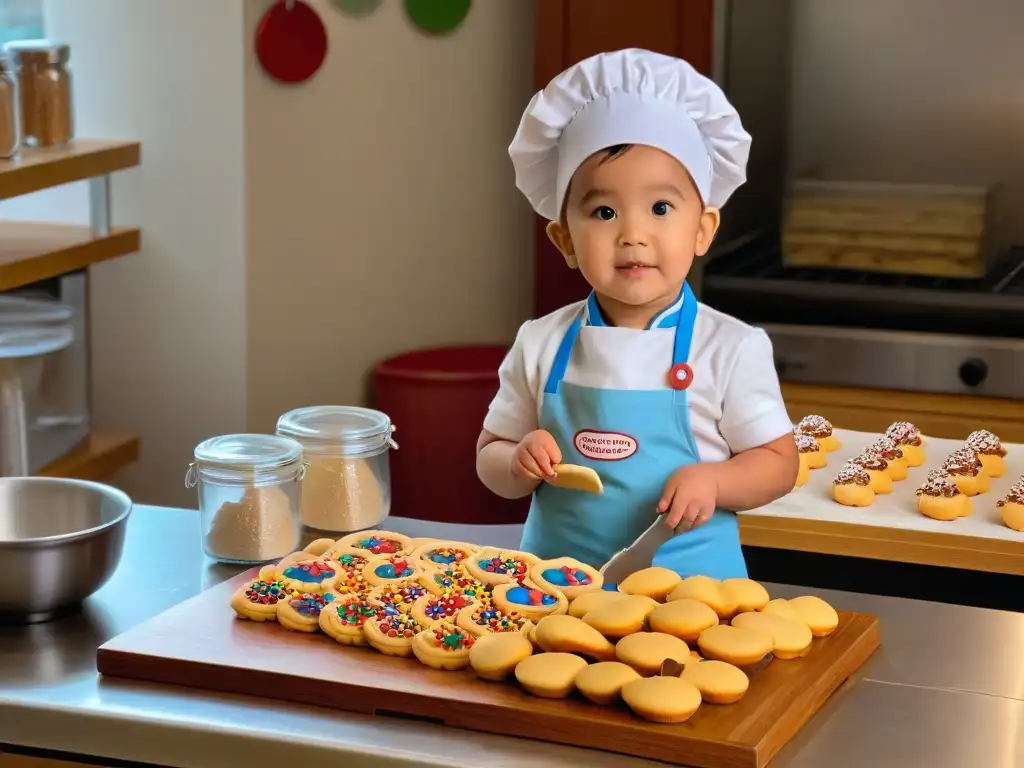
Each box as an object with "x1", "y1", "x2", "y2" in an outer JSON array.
[
  {"x1": 761, "y1": 598, "x2": 801, "y2": 622},
  {"x1": 514, "y1": 653, "x2": 588, "y2": 698},
  {"x1": 720, "y1": 578, "x2": 770, "y2": 612},
  {"x1": 788, "y1": 595, "x2": 840, "y2": 637},
  {"x1": 615, "y1": 632, "x2": 693, "y2": 677},
  {"x1": 730, "y1": 611, "x2": 813, "y2": 660},
  {"x1": 668, "y1": 575, "x2": 738, "y2": 619},
  {"x1": 302, "y1": 537, "x2": 336, "y2": 556},
  {"x1": 568, "y1": 590, "x2": 628, "y2": 619},
  {"x1": 534, "y1": 615, "x2": 616, "y2": 661},
  {"x1": 681, "y1": 660, "x2": 749, "y2": 704},
  {"x1": 647, "y1": 598, "x2": 719, "y2": 643},
  {"x1": 470, "y1": 632, "x2": 534, "y2": 681},
  {"x1": 575, "y1": 661, "x2": 641, "y2": 705},
  {"x1": 697, "y1": 624, "x2": 774, "y2": 667},
  {"x1": 618, "y1": 566, "x2": 682, "y2": 602},
  {"x1": 621, "y1": 676, "x2": 703, "y2": 723},
  {"x1": 584, "y1": 594, "x2": 659, "y2": 638}
]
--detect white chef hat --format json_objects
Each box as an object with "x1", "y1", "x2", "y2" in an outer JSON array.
[{"x1": 509, "y1": 48, "x2": 752, "y2": 221}]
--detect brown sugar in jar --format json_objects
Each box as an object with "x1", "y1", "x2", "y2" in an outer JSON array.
[
  {"x1": 0, "y1": 54, "x2": 18, "y2": 158},
  {"x1": 3, "y1": 39, "x2": 74, "y2": 148}
]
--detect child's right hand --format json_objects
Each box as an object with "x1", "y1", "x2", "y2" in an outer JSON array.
[{"x1": 511, "y1": 429, "x2": 562, "y2": 482}]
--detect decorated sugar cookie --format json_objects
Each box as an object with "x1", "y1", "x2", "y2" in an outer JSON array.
[
  {"x1": 866, "y1": 437, "x2": 908, "y2": 480},
  {"x1": 492, "y1": 582, "x2": 568, "y2": 621},
  {"x1": 277, "y1": 591, "x2": 334, "y2": 633},
  {"x1": 319, "y1": 594, "x2": 382, "y2": 646},
  {"x1": 412, "y1": 620, "x2": 476, "y2": 670},
  {"x1": 411, "y1": 592, "x2": 476, "y2": 627},
  {"x1": 455, "y1": 602, "x2": 532, "y2": 638},
  {"x1": 966, "y1": 429, "x2": 1007, "y2": 478},
  {"x1": 230, "y1": 579, "x2": 291, "y2": 621},
  {"x1": 364, "y1": 612, "x2": 422, "y2": 657},
  {"x1": 326, "y1": 565, "x2": 374, "y2": 599},
  {"x1": 885, "y1": 421, "x2": 925, "y2": 467},
  {"x1": 942, "y1": 448, "x2": 989, "y2": 496},
  {"x1": 276, "y1": 558, "x2": 342, "y2": 594},
  {"x1": 370, "y1": 583, "x2": 429, "y2": 615},
  {"x1": 363, "y1": 553, "x2": 423, "y2": 588},
  {"x1": 528, "y1": 557, "x2": 602, "y2": 600},
  {"x1": 336, "y1": 530, "x2": 412, "y2": 556},
  {"x1": 797, "y1": 414, "x2": 840, "y2": 452},
  {"x1": 849, "y1": 452, "x2": 893, "y2": 494},
  {"x1": 997, "y1": 478, "x2": 1024, "y2": 531},
  {"x1": 830, "y1": 462, "x2": 874, "y2": 507},
  {"x1": 417, "y1": 565, "x2": 491, "y2": 603},
  {"x1": 916, "y1": 470, "x2": 971, "y2": 520},
  {"x1": 410, "y1": 540, "x2": 477, "y2": 570},
  {"x1": 464, "y1": 547, "x2": 539, "y2": 587},
  {"x1": 325, "y1": 548, "x2": 370, "y2": 574}
]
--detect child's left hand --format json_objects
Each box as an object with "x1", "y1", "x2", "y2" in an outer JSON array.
[{"x1": 657, "y1": 464, "x2": 720, "y2": 532}]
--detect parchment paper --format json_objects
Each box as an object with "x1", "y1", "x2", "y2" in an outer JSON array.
[{"x1": 742, "y1": 428, "x2": 1024, "y2": 543}]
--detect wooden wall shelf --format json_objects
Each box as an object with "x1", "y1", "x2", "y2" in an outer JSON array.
[
  {"x1": 0, "y1": 140, "x2": 141, "y2": 201},
  {"x1": 0, "y1": 221, "x2": 141, "y2": 291},
  {"x1": 39, "y1": 434, "x2": 140, "y2": 483}
]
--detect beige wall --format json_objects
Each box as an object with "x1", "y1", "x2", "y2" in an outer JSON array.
[
  {"x1": 242, "y1": 0, "x2": 535, "y2": 432},
  {"x1": 6, "y1": 0, "x2": 534, "y2": 507}
]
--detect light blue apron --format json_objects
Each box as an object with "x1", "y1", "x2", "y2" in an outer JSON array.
[{"x1": 519, "y1": 282, "x2": 747, "y2": 581}]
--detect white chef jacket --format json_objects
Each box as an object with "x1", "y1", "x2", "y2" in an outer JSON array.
[{"x1": 484, "y1": 295, "x2": 793, "y2": 462}]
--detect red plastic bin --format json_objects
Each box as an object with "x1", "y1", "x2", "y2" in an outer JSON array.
[{"x1": 372, "y1": 346, "x2": 530, "y2": 525}]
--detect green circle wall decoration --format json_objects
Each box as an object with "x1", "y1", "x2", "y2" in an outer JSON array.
[
  {"x1": 404, "y1": 0, "x2": 472, "y2": 34},
  {"x1": 330, "y1": 0, "x2": 382, "y2": 16}
]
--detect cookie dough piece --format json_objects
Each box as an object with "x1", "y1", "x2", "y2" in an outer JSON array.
[
  {"x1": 966, "y1": 430, "x2": 1008, "y2": 478},
  {"x1": 412, "y1": 621, "x2": 476, "y2": 670},
  {"x1": 831, "y1": 463, "x2": 875, "y2": 507},
  {"x1": 797, "y1": 415, "x2": 840, "y2": 453},
  {"x1": 533, "y1": 614, "x2": 616, "y2": 661},
  {"x1": 916, "y1": 470, "x2": 971, "y2": 521},
  {"x1": 788, "y1": 595, "x2": 840, "y2": 638},
  {"x1": 411, "y1": 592, "x2": 476, "y2": 627},
  {"x1": 549, "y1": 463, "x2": 604, "y2": 493},
  {"x1": 574, "y1": 661, "x2": 641, "y2": 705},
  {"x1": 230, "y1": 579, "x2": 291, "y2": 621},
  {"x1": 302, "y1": 538, "x2": 336, "y2": 557},
  {"x1": 583, "y1": 594, "x2": 659, "y2": 638},
  {"x1": 492, "y1": 582, "x2": 568, "y2": 621},
  {"x1": 616, "y1": 632, "x2": 694, "y2": 676},
  {"x1": 568, "y1": 589, "x2": 628, "y2": 619},
  {"x1": 730, "y1": 611, "x2": 813, "y2": 660},
  {"x1": 697, "y1": 624, "x2": 774, "y2": 667},
  {"x1": 410, "y1": 540, "x2": 478, "y2": 570},
  {"x1": 997, "y1": 478, "x2": 1024, "y2": 532},
  {"x1": 364, "y1": 613, "x2": 422, "y2": 656},
  {"x1": 867, "y1": 437, "x2": 909, "y2": 480},
  {"x1": 618, "y1": 566, "x2": 682, "y2": 602},
  {"x1": 667, "y1": 576, "x2": 738, "y2": 620},
  {"x1": 647, "y1": 598, "x2": 719, "y2": 643},
  {"x1": 849, "y1": 454, "x2": 893, "y2": 494},
  {"x1": 277, "y1": 558, "x2": 342, "y2": 594},
  {"x1": 942, "y1": 448, "x2": 990, "y2": 496},
  {"x1": 369, "y1": 583, "x2": 429, "y2": 616},
  {"x1": 277, "y1": 592, "x2": 334, "y2": 633},
  {"x1": 720, "y1": 578, "x2": 770, "y2": 613},
  {"x1": 680, "y1": 660, "x2": 749, "y2": 704},
  {"x1": 621, "y1": 676, "x2": 702, "y2": 723},
  {"x1": 530, "y1": 557, "x2": 603, "y2": 600},
  {"x1": 514, "y1": 652, "x2": 589, "y2": 698},
  {"x1": 456, "y1": 603, "x2": 532, "y2": 638},
  {"x1": 469, "y1": 632, "x2": 534, "y2": 681},
  {"x1": 362, "y1": 554, "x2": 424, "y2": 588},
  {"x1": 885, "y1": 421, "x2": 925, "y2": 467},
  {"x1": 336, "y1": 530, "x2": 412, "y2": 556},
  {"x1": 319, "y1": 594, "x2": 382, "y2": 645},
  {"x1": 761, "y1": 598, "x2": 801, "y2": 622},
  {"x1": 465, "y1": 548, "x2": 539, "y2": 587}
]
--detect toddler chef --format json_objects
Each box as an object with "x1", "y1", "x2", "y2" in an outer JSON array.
[{"x1": 476, "y1": 49, "x2": 798, "y2": 579}]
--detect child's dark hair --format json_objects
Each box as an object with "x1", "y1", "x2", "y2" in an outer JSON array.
[{"x1": 559, "y1": 144, "x2": 633, "y2": 222}]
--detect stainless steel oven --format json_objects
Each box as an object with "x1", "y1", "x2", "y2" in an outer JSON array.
[{"x1": 693, "y1": 0, "x2": 1024, "y2": 400}]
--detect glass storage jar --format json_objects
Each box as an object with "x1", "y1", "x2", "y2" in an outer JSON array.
[
  {"x1": 186, "y1": 433, "x2": 305, "y2": 564},
  {"x1": 0, "y1": 54, "x2": 19, "y2": 158},
  {"x1": 2, "y1": 39, "x2": 73, "y2": 148},
  {"x1": 276, "y1": 406, "x2": 397, "y2": 534}
]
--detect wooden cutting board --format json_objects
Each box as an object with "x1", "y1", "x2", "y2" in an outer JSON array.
[{"x1": 97, "y1": 570, "x2": 881, "y2": 768}]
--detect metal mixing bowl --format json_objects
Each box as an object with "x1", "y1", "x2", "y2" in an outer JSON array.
[{"x1": 0, "y1": 477, "x2": 133, "y2": 624}]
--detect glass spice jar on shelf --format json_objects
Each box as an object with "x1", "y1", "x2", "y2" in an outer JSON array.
[
  {"x1": 0, "y1": 54, "x2": 19, "y2": 159},
  {"x1": 2, "y1": 39, "x2": 74, "y2": 148},
  {"x1": 186, "y1": 433, "x2": 306, "y2": 564}
]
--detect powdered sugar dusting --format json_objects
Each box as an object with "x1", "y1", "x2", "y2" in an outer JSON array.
[
  {"x1": 943, "y1": 448, "x2": 982, "y2": 477},
  {"x1": 794, "y1": 433, "x2": 820, "y2": 453},
  {"x1": 869, "y1": 436, "x2": 905, "y2": 462},
  {"x1": 834, "y1": 462, "x2": 870, "y2": 486},
  {"x1": 916, "y1": 469, "x2": 961, "y2": 497},
  {"x1": 798, "y1": 415, "x2": 833, "y2": 438},
  {"x1": 966, "y1": 429, "x2": 1006, "y2": 457},
  {"x1": 886, "y1": 421, "x2": 921, "y2": 446},
  {"x1": 997, "y1": 477, "x2": 1024, "y2": 507}
]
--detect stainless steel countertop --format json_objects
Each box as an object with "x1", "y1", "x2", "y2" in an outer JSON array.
[{"x1": 1, "y1": 506, "x2": 1022, "y2": 768}]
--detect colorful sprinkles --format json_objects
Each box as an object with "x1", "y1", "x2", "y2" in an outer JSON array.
[{"x1": 244, "y1": 580, "x2": 288, "y2": 605}]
